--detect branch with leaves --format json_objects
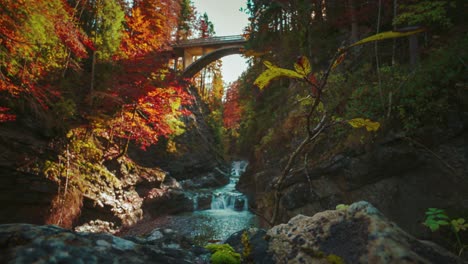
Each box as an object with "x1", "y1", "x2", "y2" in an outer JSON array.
[{"x1": 253, "y1": 28, "x2": 424, "y2": 225}]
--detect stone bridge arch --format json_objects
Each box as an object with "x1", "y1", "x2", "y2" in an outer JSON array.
[
  {"x1": 181, "y1": 46, "x2": 244, "y2": 78},
  {"x1": 171, "y1": 35, "x2": 247, "y2": 79}
]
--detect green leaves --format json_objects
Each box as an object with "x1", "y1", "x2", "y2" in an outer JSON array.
[
  {"x1": 423, "y1": 208, "x2": 468, "y2": 256},
  {"x1": 336, "y1": 204, "x2": 349, "y2": 211},
  {"x1": 393, "y1": 1, "x2": 453, "y2": 28},
  {"x1": 424, "y1": 208, "x2": 451, "y2": 232},
  {"x1": 347, "y1": 118, "x2": 380, "y2": 132}
]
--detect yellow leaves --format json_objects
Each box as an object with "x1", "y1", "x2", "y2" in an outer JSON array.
[
  {"x1": 254, "y1": 57, "x2": 313, "y2": 90},
  {"x1": 166, "y1": 139, "x2": 178, "y2": 153},
  {"x1": 347, "y1": 28, "x2": 426, "y2": 49},
  {"x1": 451, "y1": 218, "x2": 468, "y2": 233},
  {"x1": 254, "y1": 61, "x2": 304, "y2": 90},
  {"x1": 294, "y1": 56, "x2": 311, "y2": 76},
  {"x1": 347, "y1": 118, "x2": 380, "y2": 132}
]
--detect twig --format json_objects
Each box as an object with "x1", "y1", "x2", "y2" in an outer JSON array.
[
  {"x1": 248, "y1": 206, "x2": 273, "y2": 227},
  {"x1": 303, "y1": 153, "x2": 313, "y2": 194},
  {"x1": 403, "y1": 137, "x2": 457, "y2": 175}
]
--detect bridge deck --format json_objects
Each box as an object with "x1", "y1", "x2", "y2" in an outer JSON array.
[{"x1": 172, "y1": 35, "x2": 246, "y2": 48}]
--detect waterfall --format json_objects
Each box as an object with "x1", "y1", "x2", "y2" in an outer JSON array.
[{"x1": 210, "y1": 161, "x2": 249, "y2": 211}]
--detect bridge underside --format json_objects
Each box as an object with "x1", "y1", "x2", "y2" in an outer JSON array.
[
  {"x1": 181, "y1": 46, "x2": 244, "y2": 79},
  {"x1": 170, "y1": 35, "x2": 247, "y2": 79}
]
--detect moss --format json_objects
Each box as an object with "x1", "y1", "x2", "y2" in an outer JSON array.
[
  {"x1": 326, "y1": 254, "x2": 345, "y2": 264},
  {"x1": 241, "y1": 231, "x2": 252, "y2": 260},
  {"x1": 211, "y1": 251, "x2": 241, "y2": 264},
  {"x1": 205, "y1": 244, "x2": 241, "y2": 264},
  {"x1": 302, "y1": 248, "x2": 345, "y2": 264}
]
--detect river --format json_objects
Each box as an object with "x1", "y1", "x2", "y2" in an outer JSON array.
[{"x1": 127, "y1": 161, "x2": 258, "y2": 245}]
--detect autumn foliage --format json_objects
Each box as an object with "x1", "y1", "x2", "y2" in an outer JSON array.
[
  {"x1": 0, "y1": 0, "x2": 193, "y2": 152},
  {"x1": 223, "y1": 81, "x2": 242, "y2": 130}
]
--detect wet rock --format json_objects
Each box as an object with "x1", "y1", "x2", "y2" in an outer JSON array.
[
  {"x1": 181, "y1": 172, "x2": 230, "y2": 189},
  {"x1": 195, "y1": 192, "x2": 212, "y2": 210},
  {"x1": 225, "y1": 228, "x2": 274, "y2": 264},
  {"x1": 143, "y1": 188, "x2": 193, "y2": 216},
  {"x1": 234, "y1": 198, "x2": 245, "y2": 211},
  {"x1": 74, "y1": 219, "x2": 119, "y2": 234},
  {"x1": 267, "y1": 201, "x2": 465, "y2": 264},
  {"x1": 0, "y1": 224, "x2": 209, "y2": 264}
]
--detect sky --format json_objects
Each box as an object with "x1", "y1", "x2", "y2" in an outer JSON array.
[{"x1": 191, "y1": 0, "x2": 249, "y2": 84}]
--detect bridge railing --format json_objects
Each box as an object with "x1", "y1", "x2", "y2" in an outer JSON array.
[{"x1": 173, "y1": 35, "x2": 246, "y2": 48}]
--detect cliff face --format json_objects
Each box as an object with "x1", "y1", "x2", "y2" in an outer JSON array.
[
  {"x1": 0, "y1": 123, "x2": 58, "y2": 225},
  {"x1": 238, "y1": 111, "x2": 468, "y2": 238},
  {"x1": 0, "y1": 87, "x2": 227, "y2": 231}
]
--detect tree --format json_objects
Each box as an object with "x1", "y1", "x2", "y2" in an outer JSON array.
[
  {"x1": 198, "y1": 12, "x2": 215, "y2": 38},
  {"x1": 176, "y1": 0, "x2": 197, "y2": 41},
  {"x1": 0, "y1": 0, "x2": 93, "y2": 119},
  {"x1": 223, "y1": 81, "x2": 242, "y2": 130},
  {"x1": 121, "y1": 0, "x2": 180, "y2": 57},
  {"x1": 253, "y1": 28, "x2": 423, "y2": 225}
]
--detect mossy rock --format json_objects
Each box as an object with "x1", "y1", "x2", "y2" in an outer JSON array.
[{"x1": 205, "y1": 244, "x2": 241, "y2": 264}]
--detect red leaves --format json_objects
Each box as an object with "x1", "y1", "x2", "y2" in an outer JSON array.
[
  {"x1": 0, "y1": 0, "x2": 93, "y2": 121},
  {"x1": 0, "y1": 107, "x2": 16, "y2": 122},
  {"x1": 55, "y1": 21, "x2": 93, "y2": 58},
  {"x1": 223, "y1": 82, "x2": 242, "y2": 130},
  {"x1": 105, "y1": 84, "x2": 193, "y2": 150}
]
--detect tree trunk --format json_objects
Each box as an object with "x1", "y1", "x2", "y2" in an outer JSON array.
[
  {"x1": 375, "y1": 0, "x2": 384, "y2": 112},
  {"x1": 348, "y1": 0, "x2": 359, "y2": 44},
  {"x1": 409, "y1": 35, "x2": 420, "y2": 68},
  {"x1": 392, "y1": 0, "x2": 398, "y2": 65}
]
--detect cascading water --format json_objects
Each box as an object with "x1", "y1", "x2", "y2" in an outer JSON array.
[
  {"x1": 210, "y1": 160, "x2": 249, "y2": 211},
  {"x1": 147, "y1": 161, "x2": 257, "y2": 245}
]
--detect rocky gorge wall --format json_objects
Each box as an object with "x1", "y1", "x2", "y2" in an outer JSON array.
[
  {"x1": 238, "y1": 111, "x2": 468, "y2": 243},
  {"x1": 0, "y1": 86, "x2": 228, "y2": 232}
]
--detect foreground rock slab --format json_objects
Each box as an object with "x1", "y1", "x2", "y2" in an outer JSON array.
[
  {"x1": 0, "y1": 224, "x2": 208, "y2": 264},
  {"x1": 267, "y1": 201, "x2": 465, "y2": 264}
]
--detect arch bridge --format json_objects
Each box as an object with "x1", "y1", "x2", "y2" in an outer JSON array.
[{"x1": 171, "y1": 35, "x2": 247, "y2": 78}]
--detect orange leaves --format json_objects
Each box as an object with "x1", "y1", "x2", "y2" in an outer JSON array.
[
  {"x1": 121, "y1": 0, "x2": 180, "y2": 57},
  {"x1": 332, "y1": 52, "x2": 346, "y2": 70},
  {"x1": 54, "y1": 20, "x2": 93, "y2": 58}
]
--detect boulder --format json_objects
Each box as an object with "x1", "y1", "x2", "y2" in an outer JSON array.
[
  {"x1": 234, "y1": 197, "x2": 245, "y2": 211},
  {"x1": 0, "y1": 224, "x2": 209, "y2": 264},
  {"x1": 267, "y1": 201, "x2": 465, "y2": 264},
  {"x1": 225, "y1": 228, "x2": 274, "y2": 264},
  {"x1": 194, "y1": 192, "x2": 213, "y2": 210}
]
